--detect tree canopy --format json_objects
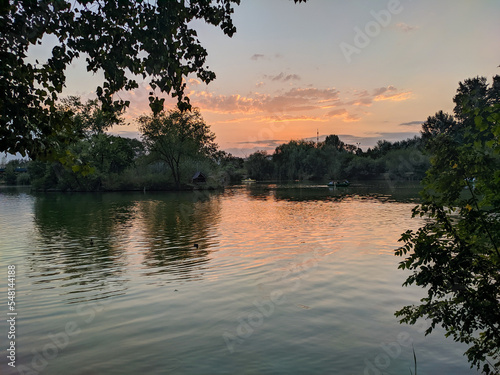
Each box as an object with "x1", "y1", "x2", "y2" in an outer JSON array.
[
  {"x1": 26, "y1": 97, "x2": 142, "y2": 191},
  {"x1": 138, "y1": 108, "x2": 217, "y2": 188},
  {"x1": 0, "y1": 0, "x2": 307, "y2": 158},
  {"x1": 396, "y1": 75, "x2": 500, "y2": 374}
]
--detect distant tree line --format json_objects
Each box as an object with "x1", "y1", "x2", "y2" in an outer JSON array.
[
  {"x1": 1, "y1": 134, "x2": 428, "y2": 191},
  {"x1": 244, "y1": 134, "x2": 430, "y2": 182}
]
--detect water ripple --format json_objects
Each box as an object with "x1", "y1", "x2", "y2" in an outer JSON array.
[{"x1": 0, "y1": 185, "x2": 479, "y2": 374}]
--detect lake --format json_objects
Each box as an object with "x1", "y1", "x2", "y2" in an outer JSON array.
[{"x1": 0, "y1": 182, "x2": 479, "y2": 374}]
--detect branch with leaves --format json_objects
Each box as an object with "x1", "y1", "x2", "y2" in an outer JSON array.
[
  {"x1": 396, "y1": 75, "x2": 500, "y2": 374},
  {"x1": 0, "y1": 0, "x2": 308, "y2": 159}
]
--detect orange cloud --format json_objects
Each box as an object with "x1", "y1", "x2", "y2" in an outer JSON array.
[
  {"x1": 188, "y1": 78, "x2": 202, "y2": 86},
  {"x1": 374, "y1": 91, "x2": 412, "y2": 102},
  {"x1": 115, "y1": 83, "x2": 409, "y2": 129},
  {"x1": 349, "y1": 97, "x2": 373, "y2": 106},
  {"x1": 217, "y1": 117, "x2": 258, "y2": 124},
  {"x1": 284, "y1": 87, "x2": 340, "y2": 100},
  {"x1": 188, "y1": 87, "x2": 341, "y2": 115},
  {"x1": 345, "y1": 86, "x2": 412, "y2": 106},
  {"x1": 190, "y1": 91, "x2": 261, "y2": 114},
  {"x1": 372, "y1": 85, "x2": 411, "y2": 101},
  {"x1": 326, "y1": 108, "x2": 361, "y2": 122},
  {"x1": 260, "y1": 115, "x2": 327, "y2": 123}
]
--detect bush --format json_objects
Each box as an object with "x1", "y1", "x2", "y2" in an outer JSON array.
[{"x1": 16, "y1": 172, "x2": 30, "y2": 185}]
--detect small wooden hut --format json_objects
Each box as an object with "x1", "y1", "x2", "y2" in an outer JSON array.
[{"x1": 192, "y1": 171, "x2": 207, "y2": 184}]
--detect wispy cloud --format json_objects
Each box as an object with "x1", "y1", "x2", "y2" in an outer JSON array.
[
  {"x1": 236, "y1": 139, "x2": 284, "y2": 146},
  {"x1": 374, "y1": 91, "x2": 412, "y2": 102},
  {"x1": 327, "y1": 108, "x2": 348, "y2": 117},
  {"x1": 373, "y1": 86, "x2": 412, "y2": 102},
  {"x1": 284, "y1": 87, "x2": 340, "y2": 100},
  {"x1": 261, "y1": 115, "x2": 326, "y2": 123},
  {"x1": 261, "y1": 88, "x2": 341, "y2": 113},
  {"x1": 395, "y1": 22, "x2": 419, "y2": 32},
  {"x1": 250, "y1": 53, "x2": 284, "y2": 61},
  {"x1": 348, "y1": 93, "x2": 373, "y2": 106},
  {"x1": 187, "y1": 78, "x2": 202, "y2": 86},
  {"x1": 364, "y1": 131, "x2": 422, "y2": 140},
  {"x1": 373, "y1": 86, "x2": 397, "y2": 96},
  {"x1": 250, "y1": 54, "x2": 265, "y2": 60},
  {"x1": 265, "y1": 72, "x2": 301, "y2": 82},
  {"x1": 217, "y1": 117, "x2": 258, "y2": 124},
  {"x1": 347, "y1": 86, "x2": 412, "y2": 106},
  {"x1": 326, "y1": 108, "x2": 361, "y2": 122},
  {"x1": 399, "y1": 120, "x2": 423, "y2": 126},
  {"x1": 189, "y1": 91, "x2": 261, "y2": 114}
]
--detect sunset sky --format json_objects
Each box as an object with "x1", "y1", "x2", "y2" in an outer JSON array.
[{"x1": 31, "y1": 0, "x2": 500, "y2": 157}]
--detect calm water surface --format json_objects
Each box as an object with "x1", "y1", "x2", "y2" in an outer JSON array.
[{"x1": 0, "y1": 182, "x2": 479, "y2": 374}]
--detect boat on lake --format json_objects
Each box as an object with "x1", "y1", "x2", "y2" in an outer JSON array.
[
  {"x1": 242, "y1": 178, "x2": 256, "y2": 183},
  {"x1": 328, "y1": 180, "x2": 350, "y2": 187}
]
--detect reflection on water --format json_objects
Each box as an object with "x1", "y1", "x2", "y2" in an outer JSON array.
[
  {"x1": 26, "y1": 191, "x2": 222, "y2": 302},
  {"x1": 135, "y1": 191, "x2": 221, "y2": 279},
  {"x1": 28, "y1": 194, "x2": 131, "y2": 305},
  {"x1": 30, "y1": 194, "x2": 131, "y2": 302},
  {"x1": 243, "y1": 180, "x2": 422, "y2": 203},
  {"x1": 0, "y1": 183, "x2": 479, "y2": 375}
]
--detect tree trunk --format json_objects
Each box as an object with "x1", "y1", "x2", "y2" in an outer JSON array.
[{"x1": 175, "y1": 159, "x2": 181, "y2": 190}]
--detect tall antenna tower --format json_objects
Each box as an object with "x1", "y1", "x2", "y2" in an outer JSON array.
[{"x1": 317, "y1": 129, "x2": 319, "y2": 145}]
